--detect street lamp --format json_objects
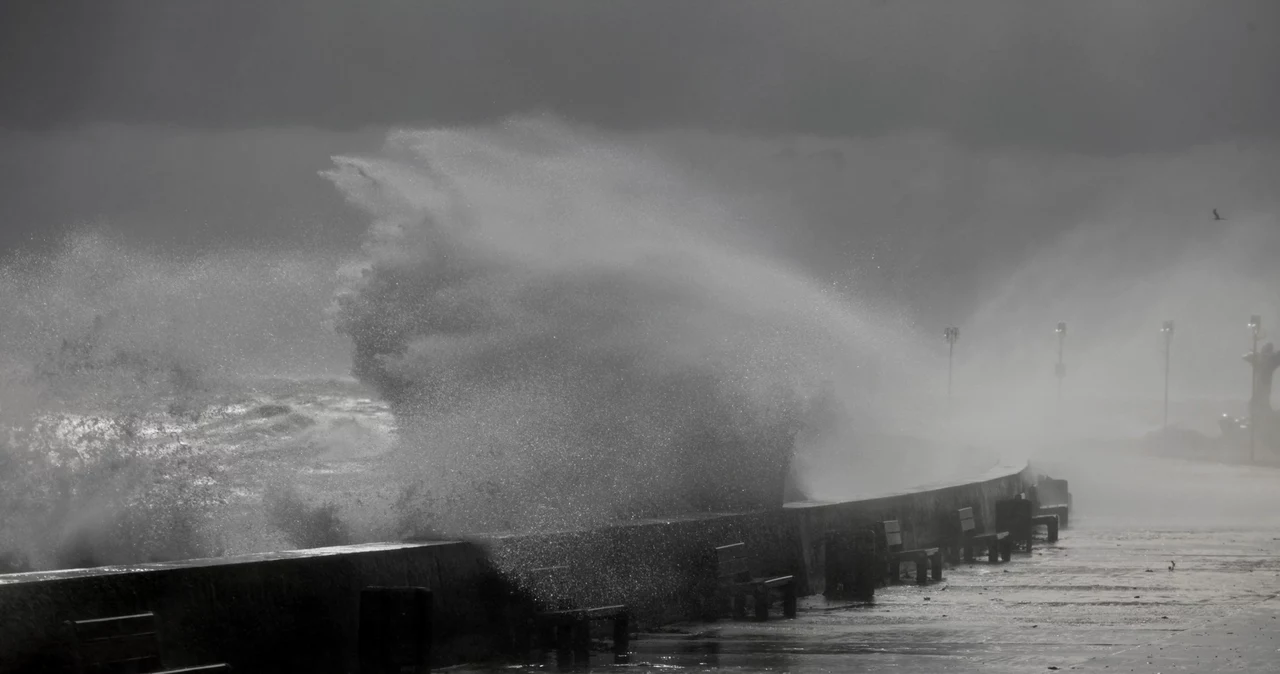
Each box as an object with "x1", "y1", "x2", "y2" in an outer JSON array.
[
  {"x1": 1249, "y1": 315, "x2": 1262, "y2": 462},
  {"x1": 1161, "y1": 320, "x2": 1174, "y2": 433},
  {"x1": 1055, "y1": 322, "x2": 1067, "y2": 403},
  {"x1": 943, "y1": 326, "x2": 960, "y2": 403}
]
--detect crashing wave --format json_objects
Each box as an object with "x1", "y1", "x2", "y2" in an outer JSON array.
[{"x1": 323, "y1": 119, "x2": 910, "y2": 532}]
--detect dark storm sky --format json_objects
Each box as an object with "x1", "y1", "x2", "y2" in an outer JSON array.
[
  {"x1": 0, "y1": 0, "x2": 1277, "y2": 254},
  {"x1": 4, "y1": 0, "x2": 1278, "y2": 150}
]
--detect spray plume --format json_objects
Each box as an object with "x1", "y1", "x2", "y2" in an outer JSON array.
[{"x1": 322, "y1": 118, "x2": 927, "y2": 533}]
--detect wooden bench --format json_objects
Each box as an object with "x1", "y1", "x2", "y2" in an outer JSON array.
[
  {"x1": 823, "y1": 529, "x2": 877, "y2": 600},
  {"x1": 358, "y1": 586, "x2": 432, "y2": 674},
  {"x1": 996, "y1": 495, "x2": 1059, "y2": 553},
  {"x1": 65, "y1": 612, "x2": 230, "y2": 674},
  {"x1": 1032, "y1": 511, "x2": 1060, "y2": 542},
  {"x1": 879, "y1": 520, "x2": 942, "y2": 584},
  {"x1": 714, "y1": 543, "x2": 797, "y2": 621},
  {"x1": 1030, "y1": 478, "x2": 1071, "y2": 529},
  {"x1": 524, "y1": 565, "x2": 630, "y2": 666},
  {"x1": 996, "y1": 496, "x2": 1033, "y2": 552},
  {"x1": 955, "y1": 507, "x2": 1011, "y2": 563}
]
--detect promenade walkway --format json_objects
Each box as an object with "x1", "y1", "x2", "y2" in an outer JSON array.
[
  {"x1": 466, "y1": 451, "x2": 1280, "y2": 672},
  {"x1": 625, "y1": 526, "x2": 1280, "y2": 672}
]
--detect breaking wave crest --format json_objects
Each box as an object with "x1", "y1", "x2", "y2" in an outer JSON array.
[{"x1": 324, "y1": 118, "x2": 917, "y2": 533}]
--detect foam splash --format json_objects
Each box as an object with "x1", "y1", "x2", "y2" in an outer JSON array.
[
  {"x1": 323, "y1": 118, "x2": 925, "y2": 533},
  {"x1": 0, "y1": 234, "x2": 361, "y2": 569}
]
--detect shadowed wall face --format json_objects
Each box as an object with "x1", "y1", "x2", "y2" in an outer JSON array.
[{"x1": 0, "y1": 467, "x2": 1030, "y2": 673}]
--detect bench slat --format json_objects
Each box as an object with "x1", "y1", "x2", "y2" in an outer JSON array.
[
  {"x1": 717, "y1": 559, "x2": 749, "y2": 579},
  {"x1": 882, "y1": 520, "x2": 904, "y2": 548},
  {"x1": 895, "y1": 547, "x2": 939, "y2": 557},
  {"x1": 716, "y1": 543, "x2": 747, "y2": 561},
  {"x1": 540, "y1": 605, "x2": 628, "y2": 621},
  {"x1": 69, "y1": 613, "x2": 157, "y2": 641},
  {"x1": 759, "y1": 575, "x2": 794, "y2": 588},
  {"x1": 716, "y1": 543, "x2": 751, "y2": 579},
  {"x1": 1037, "y1": 478, "x2": 1070, "y2": 506},
  {"x1": 78, "y1": 632, "x2": 162, "y2": 665}
]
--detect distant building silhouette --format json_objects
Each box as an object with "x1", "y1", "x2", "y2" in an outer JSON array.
[{"x1": 1243, "y1": 342, "x2": 1280, "y2": 419}]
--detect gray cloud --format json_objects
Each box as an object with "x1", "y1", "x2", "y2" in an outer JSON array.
[
  {"x1": 0, "y1": 125, "x2": 380, "y2": 252},
  {"x1": 2, "y1": 1, "x2": 1276, "y2": 152}
]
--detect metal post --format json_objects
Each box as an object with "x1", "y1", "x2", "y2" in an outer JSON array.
[
  {"x1": 944, "y1": 327, "x2": 959, "y2": 405},
  {"x1": 1055, "y1": 322, "x2": 1067, "y2": 404},
  {"x1": 1162, "y1": 320, "x2": 1174, "y2": 433},
  {"x1": 1250, "y1": 315, "x2": 1262, "y2": 462}
]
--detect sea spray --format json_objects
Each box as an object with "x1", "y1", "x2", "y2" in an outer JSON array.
[
  {"x1": 324, "y1": 118, "x2": 923, "y2": 533},
  {"x1": 0, "y1": 234, "x2": 358, "y2": 569}
]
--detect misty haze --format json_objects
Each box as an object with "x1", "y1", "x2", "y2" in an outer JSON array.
[{"x1": 1, "y1": 2, "x2": 1279, "y2": 673}]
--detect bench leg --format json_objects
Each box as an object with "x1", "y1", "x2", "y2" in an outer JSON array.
[
  {"x1": 915, "y1": 559, "x2": 928, "y2": 584},
  {"x1": 555, "y1": 623, "x2": 573, "y2": 668},
  {"x1": 732, "y1": 589, "x2": 747, "y2": 620},
  {"x1": 890, "y1": 559, "x2": 902, "y2": 584},
  {"x1": 963, "y1": 541, "x2": 975, "y2": 563},
  {"x1": 782, "y1": 584, "x2": 797, "y2": 619},
  {"x1": 536, "y1": 620, "x2": 554, "y2": 652},
  {"x1": 523, "y1": 618, "x2": 538, "y2": 653},
  {"x1": 754, "y1": 587, "x2": 770, "y2": 621},
  {"x1": 931, "y1": 554, "x2": 943, "y2": 581},
  {"x1": 613, "y1": 614, "x2": 630, "y2": 664},
  {"x1": 1047, "y1": 519, "x2": 1059, "y2": 542},
  {"x1": 853, "y1": 560, "x2": 876, "y2": 601},
  {"x1": 1000, "y1": 538, "x2": 1012, "y2": 562},
  {"x1": 987, "y1": 542, "x2": 999, "y2": 563},
  {"x1": 572, "y1": 617, "x2": 591, "y2": 661}
]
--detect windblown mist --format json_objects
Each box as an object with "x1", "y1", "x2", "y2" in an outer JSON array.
[
  {"x1": 0, "y1": 234, "x2": 360, "y2": 570},
  {"x1": 322, "y1": 118, "x2": 925, "y2": 533},
  {"x1": 1, "y1": 116, "x2": 1277, "y2": 569}
]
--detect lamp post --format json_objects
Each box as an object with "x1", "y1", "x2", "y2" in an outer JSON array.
[
  {"x1": 944, "y1": 327, "x2": 960, "y2": 404},
  {"x1": 1249, "y1": 315, "x2": 1262, "y2": 462},
  {"x1": 1055, "y1": 322, "x2": 1067, "y2": 404},
  {"x1": 1161, "y1": 320, "x2": 1174, "y2": 433}
]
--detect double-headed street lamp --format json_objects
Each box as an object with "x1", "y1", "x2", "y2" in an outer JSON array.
[
  {"x1": 1055, "y1": 322, "x2": 1067, "y2": 403},
  {"x1": 1249, "y1": 315, "x2": 1263, "y2": 462},
  {"x1": 1161, "y1": 320, "x2": 1174, "y2": 433},
  {"x1": 944, "y1": 326, "x2": 960, "y2": 403}
]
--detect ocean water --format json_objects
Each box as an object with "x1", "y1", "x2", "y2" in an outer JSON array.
[
  {"x1": 0, "y1": 118, "x2": 1043, "y2": 571},
  {"x1": 1, "y1": 367, "x2": 401, "y2": 570}
]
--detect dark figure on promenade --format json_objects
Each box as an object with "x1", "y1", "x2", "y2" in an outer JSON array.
[{"x1": 1243, "y1": 342, "x2": 1280, "y2": 422}]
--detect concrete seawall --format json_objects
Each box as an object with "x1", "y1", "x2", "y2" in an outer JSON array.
[{"x1": 0, "y1": 463, "x2": 1033, "y2": 673}]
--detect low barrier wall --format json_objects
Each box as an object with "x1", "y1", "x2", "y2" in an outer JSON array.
[{"x1": 0, "y1": 463, "x2": 1034, "y2": 673}]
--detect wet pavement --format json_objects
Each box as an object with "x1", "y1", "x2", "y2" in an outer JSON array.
[
  {"x1": 622, "y1": 527, "x2": 1280, "y2": 672},
  {"x1": 456, "y1": 453, "x2": 1280, "y2": 672}
]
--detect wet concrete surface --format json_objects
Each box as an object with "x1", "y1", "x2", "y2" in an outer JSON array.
[
  {"x1": 453, "y1": 453, "x2": 1280, "y2": 672},
  {"x1": 618, "y1": 527, "x2": 1280, "y2": 672}
]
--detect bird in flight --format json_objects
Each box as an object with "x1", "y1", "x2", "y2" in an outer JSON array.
[{"x1": 1213, "y1": 209, "x2": 1225, "y2": 221}]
